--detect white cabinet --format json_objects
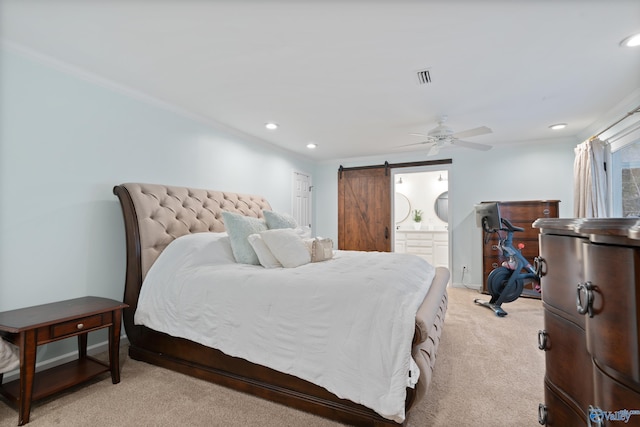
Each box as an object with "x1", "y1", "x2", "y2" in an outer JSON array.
[{"x1": 395, "y1": 230, "x2": 449, "y2": 268}]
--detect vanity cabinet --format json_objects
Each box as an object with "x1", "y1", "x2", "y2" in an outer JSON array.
[
  {"x1": 395, "y1": 230, "x2": 448, "y2": 268},
  {"x1": 481, "y1": 200, "x2": 559, "y2": 298},
  {"x1": 533, "y1": 218, "x2": 640, "y2": 427}
]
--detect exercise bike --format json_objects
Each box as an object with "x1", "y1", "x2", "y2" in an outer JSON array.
[{"x1": 473, "y1": 203, "x2": 542, "y2": 317}]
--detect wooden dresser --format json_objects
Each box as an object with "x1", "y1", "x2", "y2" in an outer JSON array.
[
  {"x1": 481, "y1": 200, "x2": 559, "y2": 298},
  {"x1": 533, "y1": 218, "x2": 640, "y2": 427}
]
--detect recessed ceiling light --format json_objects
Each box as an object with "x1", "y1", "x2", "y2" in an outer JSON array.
[
  {"x1": 306, "y1": 143, "x2": 317, "y2": 149},
  {"x1": 549, "y1": 123, "x2": 567, "y2": 130},
  {"x1": 265, "y1": 122, "x2": 278, "y2": 130},
  {"x1": 620, "y1": 32, "x2": 640, "y2": 48}
]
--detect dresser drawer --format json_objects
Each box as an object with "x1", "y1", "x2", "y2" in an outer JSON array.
[
  {"x1": 542, "y1": 381, "x2": 587, "y2": 426},
  {"x1": 542, "y1": 309, "x2": 593, "y2": 412},
  {"x1": 405, "y1": 234, "x2": 433, "y2": 245},
  {"x1": 539, "y1": 233, "x2": 587, "y2": 327},
  {"x1": 584, "y1": 243, "x2": 640, "y2": 384},
  {"x1": 593, "y1": 364, "x2": 640, "y2": 425},
  {"x1": 50, "y1": 313, "x2": 110, "y2": 339},
  {"x1": 498, "y1": 202, "x2": 558, "y2": 221},
  {"x1": 407, "y1": 246, "x2": 432, "y2": 255}
]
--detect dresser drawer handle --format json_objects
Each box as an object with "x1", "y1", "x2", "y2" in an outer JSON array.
[
  {"x1": 542, "y1": 208, "x2": 550, "y2": 215},
  {"x1": 491, "y1": 245, "x2": 498, "y2": 251},
  {"x1": 534, "y1": 257, "x2": 546, "y2": 277},
  {"x1": 576, "y1": 282, "x2": 594, "y2": 318},
  {"x1": 538, "y1": 403, "x2": 547, "y2": 425},
  {"x1": 77, "y1": 323, "x2": 84, "y2": 330},
  {"x1": 537, "y1": 330, "x2": 548, "y2": 351},
  {"x1": 491, "y1": 263, "x2": 499, "y2": 268}
]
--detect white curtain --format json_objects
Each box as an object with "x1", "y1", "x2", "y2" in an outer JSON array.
[{"x1": 573, "y1": 138, "x2": 607, "y2": 217}]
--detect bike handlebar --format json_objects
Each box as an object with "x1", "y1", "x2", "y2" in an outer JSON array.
[{"x1": 501, "y1": 218, "x2": 525, "y2": 232}]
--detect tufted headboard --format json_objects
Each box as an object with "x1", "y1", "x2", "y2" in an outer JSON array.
[
  {"x1": 113, "y1": 183, "x2": 271, "y2": 338},
  {"x1": 115, "y1": 182, "x2": 271, "y2": 279}
]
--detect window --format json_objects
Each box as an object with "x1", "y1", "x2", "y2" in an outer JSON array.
[
  {"x1": 612, "y1": 140, "x2": 640, "y2": 217},
  {"x1": 609, "y1": 121, "x2": 640, "y2": 217}
]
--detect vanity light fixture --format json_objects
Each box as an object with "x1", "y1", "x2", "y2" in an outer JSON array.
[
  {"x1": 620, "y1": 32, "x2": 640, "y2": 48},
  {"x1": 549, "y1": 123, "x2": 567, "y2": 130},
  {"x1": 306, "y1": 143, "x2": 317, "y2": 149},
  {"x1": 265, "y1": 122, "x2": 279, "y2": 130}
]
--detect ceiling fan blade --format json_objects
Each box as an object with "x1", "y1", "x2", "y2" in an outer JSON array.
[
  {"x1": 451, "y1": 139, "x2": 492, "y2": 151},
  {"x1": 451, "y1": 126, "x2": 492, "y2": 139},
  {"x1": 398, "y1": 141, "x2": 432, "y2": 148}
]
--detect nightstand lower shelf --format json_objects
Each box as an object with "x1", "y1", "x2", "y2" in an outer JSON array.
[{"x1": 0, "y1": 357, "x2": 109, "y2": 403}]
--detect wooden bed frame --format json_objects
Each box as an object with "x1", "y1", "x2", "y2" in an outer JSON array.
[{"x1": 113, "y1": 182, "x2": 449, "y2": 426}]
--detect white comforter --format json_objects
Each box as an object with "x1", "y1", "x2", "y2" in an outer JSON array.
[{"x1": 135, "y1": 232, "x2": 435, "y2": 422}]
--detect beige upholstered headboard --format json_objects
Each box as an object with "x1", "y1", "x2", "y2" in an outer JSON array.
[{"x1": 115, "y1": 182, "x2": 272, "y2": 280}]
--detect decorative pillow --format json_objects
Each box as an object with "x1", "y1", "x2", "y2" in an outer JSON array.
[
  {"x1": 311, "y1": 238, "x2": 334, "y2": 262},
  {"x1": 263, "y1": 210, "x2": 298, "y2": 229},
  {"x1": 247, "y1": 234, "x2": 282, "y2": 268},
  {"x1": 222, "y1": 211, "x2": 267, "y2": 265},
  {"x1": 294, "y1": 226, "x2": 312, "y2": 239},
  {"x1": 260, "y1": 228, "x2": 311, "y2": 268}
]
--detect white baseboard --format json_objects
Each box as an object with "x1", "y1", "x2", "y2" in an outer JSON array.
[{"x1": 1, "y1": 335, "x2": 129, "y2": 383}]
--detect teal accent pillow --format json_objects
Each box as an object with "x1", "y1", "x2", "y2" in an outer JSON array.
[
  {"x1": 222, "y1": 212, "x2": 267, "y2": 265},
  {"x1": 263, "y1": 210, "x2": 298, "y2": 229}
]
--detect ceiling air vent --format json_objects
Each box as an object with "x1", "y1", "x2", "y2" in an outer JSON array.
[{"x1": 416, "y1": 68, "x2": 432, "y2": 85}]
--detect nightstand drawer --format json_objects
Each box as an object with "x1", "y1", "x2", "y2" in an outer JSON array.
[{"x1": 51, "y1": 313, "x2": 110, "y2": 339}]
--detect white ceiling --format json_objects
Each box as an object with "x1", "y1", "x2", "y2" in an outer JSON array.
[{"x1": 2, "y1": 1, "x2": 639, "y2": 160}]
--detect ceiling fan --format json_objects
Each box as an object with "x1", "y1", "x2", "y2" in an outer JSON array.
[{"x1": 404, "y1": 115, "x2": 493, "y2": 156}]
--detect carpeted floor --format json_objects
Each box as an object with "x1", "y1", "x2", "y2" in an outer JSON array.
[{"x1": 0, "y1": 287, "x2": 544, "y2": 426}]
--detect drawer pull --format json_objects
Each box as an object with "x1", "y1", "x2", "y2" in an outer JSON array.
[
  {"x1": 543, "y1": 208, "x2": 550, "y2": 215},
  {"x1": 491, "y1": 263, "x2": 499, "y2": 268},
  {"x1": 538, "y1": 403, "x2": 547, "y2": 425},
  {"x1": 576, "y1": 281, "x2": 594, "y2": 318},
  {"x1": 537, "y1": 330, "x2": 548, "y2": 351},
  {"x1": 491, "y1": 245, "x2": 498, "y2": 250},
  {"x1": 534, "y1": 257, "x2": 546, "y2": 277},
  {"x1": 77, "y1": 323, "x2": 84, "y2": 330}
]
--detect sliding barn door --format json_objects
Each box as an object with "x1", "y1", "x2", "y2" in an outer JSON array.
[{"x1": 338, "y1": 167, "x2": 391, "y2": 251}]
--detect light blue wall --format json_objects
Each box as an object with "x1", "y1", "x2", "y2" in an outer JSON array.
[
  {"x1": 0, "y1": 45, "x2": 579, "y2": 367},
  {"x1": 0, "y1": 48, "x2": 314, "y2": 360},
  {"x1": 313, "y1": 139, "x2": 577, "y2": 288}
]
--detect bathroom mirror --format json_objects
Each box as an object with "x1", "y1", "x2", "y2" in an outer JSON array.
[
  {"x1": 434, "y1": 191, "x2": 449, "y2": 222},
  {"x1": 395, "y1": 193, "x2": 411, "y2": 223}
]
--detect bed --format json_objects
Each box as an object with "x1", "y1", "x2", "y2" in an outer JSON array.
[{"x1": 113, "y1": 182, "x2": 448, "y2": 426}]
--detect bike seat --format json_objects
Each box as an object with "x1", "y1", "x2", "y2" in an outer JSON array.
[{"x1": 501, "y1": 218, "x2": 525, "y2": 232}]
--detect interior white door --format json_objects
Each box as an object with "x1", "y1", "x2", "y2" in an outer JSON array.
[{"x1": 292, "y1": 171, "x2": 312, "y2": 228}]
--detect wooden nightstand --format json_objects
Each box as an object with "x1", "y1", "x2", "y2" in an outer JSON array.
[{"x1": 0, "y1": 297, "x2": 128, "y2": 425}]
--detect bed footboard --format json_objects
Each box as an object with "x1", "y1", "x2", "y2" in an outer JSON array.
[{"x1": 411, "y1": 266, "x2": 449, "y2": 406}]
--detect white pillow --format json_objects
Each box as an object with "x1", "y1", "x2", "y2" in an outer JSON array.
[
  {"x1": 260, "y1": 228, "x2": 311, "y2": 268},
  {"x1": 294, "y1": 226, "x2": 312, "y2": 239},
  {"x1": 247, "y1": 234, "x2": 282, "y2": 268},
  {"x1": 263, "y1": 210, "x2": 298, "y2": 229},
  {"x1": 222, "y1": 211, "x2": 267, "y2": 265}
]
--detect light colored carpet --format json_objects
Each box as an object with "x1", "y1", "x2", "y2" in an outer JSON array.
[{"x1": 0, "y1": 287, "x2": 544, "y2": 426}]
